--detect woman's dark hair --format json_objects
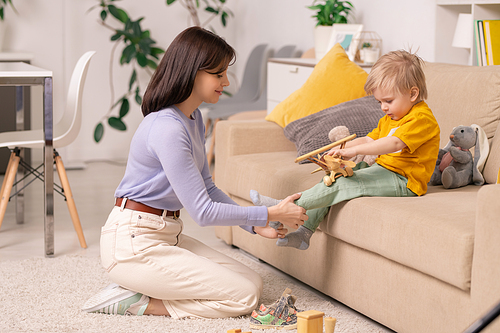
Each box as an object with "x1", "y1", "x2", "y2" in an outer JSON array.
[{"x1": 142, "y1": 26, "x2": 236, "y2": 116}]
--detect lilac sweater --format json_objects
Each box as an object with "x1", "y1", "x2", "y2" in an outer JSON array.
[{"x1": 115, "y1": 106, "x2": 268, "y2": 232}]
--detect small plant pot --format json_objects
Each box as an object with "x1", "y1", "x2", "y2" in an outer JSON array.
[
  {"x1": 314, "y1": 25, "x2": 333, "y2": 60},
  {"x1": 360, "y1": 48, "x2": 380, "y2": 65}
]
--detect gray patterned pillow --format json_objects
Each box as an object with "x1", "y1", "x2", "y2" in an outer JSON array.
[{"x1": 284, "y1": 96, "x2": 384, "y2": 163}]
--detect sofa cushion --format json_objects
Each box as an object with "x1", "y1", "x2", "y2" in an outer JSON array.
[
  {"x1": 322, "y1": 185, "x2": 478, "y2": 291},
  {"x1": 224, "y1": 151, "x2": 321, "y2": 201},
  {"x1": 265, "y1": 43, "x2": 368, "y2": 128},
  {"x1": 283, "y1": 96, "x2": 384, "y2": 163},
  {"x1": 225, "y1": 151, "x2": 477, "y2": 291},
  {"x1": 424, "y1": 62, "x2": 500, "y2": 147}
]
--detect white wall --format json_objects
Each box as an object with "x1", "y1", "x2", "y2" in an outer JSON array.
[{"x1": 1, "y1": 0, "x2": 437, "y2": 164}]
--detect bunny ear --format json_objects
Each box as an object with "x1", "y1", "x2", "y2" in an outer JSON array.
[{"x1": 471, "y1": 124, "x2": 490, "y2": 185}]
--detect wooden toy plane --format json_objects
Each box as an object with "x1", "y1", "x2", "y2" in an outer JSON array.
[{"x1": 295, "y1": 134, "x2": 357, "y2": 186}]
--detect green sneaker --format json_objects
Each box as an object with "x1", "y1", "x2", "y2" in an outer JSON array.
[
  {"x1": 249, "y1": 288, "x2": 298, "y2": 330},
  {"x1": 82, "y1": 283, "x2": 148, "y2": 315}
]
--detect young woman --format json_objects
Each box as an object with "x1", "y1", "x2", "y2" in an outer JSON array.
[{"x1": 82, "y1": 27, "x2": 307, "y2": 319}]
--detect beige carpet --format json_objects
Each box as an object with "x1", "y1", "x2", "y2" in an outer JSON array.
[{"x1": 0, "y1": 247, "x2": 387, "y2": 332}]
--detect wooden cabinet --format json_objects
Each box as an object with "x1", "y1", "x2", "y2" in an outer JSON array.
[{"x1": 436, "y1": 0, "x2": 500, "y2": 65}]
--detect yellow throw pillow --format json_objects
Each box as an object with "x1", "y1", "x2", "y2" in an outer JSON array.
[{"x1": 266, "y1": 43, "x2": 369, "y2": 128}]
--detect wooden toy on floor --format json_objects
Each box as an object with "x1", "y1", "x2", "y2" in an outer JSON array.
[
  {"x1": 297, "y1": 310, "x2": 337, "y2": 333},
  {"x1": 324, "y1": 317, "x2": 337, "y2": 333},
  {"x1": 295, "y1": 134, "x2": 357, "y2": 186},
  {"x1": 226, "y1": 329, "x2": 251, "y2": 333}
]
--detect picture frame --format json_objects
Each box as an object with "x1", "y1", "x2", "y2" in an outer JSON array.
[{"x1": 326, "y1": 24, "x2": 363, "y2": 61}]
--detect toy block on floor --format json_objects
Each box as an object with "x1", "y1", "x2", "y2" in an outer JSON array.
[
  {"x1": 297, "y1": 310, "x2": 325, "y2": 333},
  {"x1": 325, "y1": 317, "x2": 337, "y2": 333},
  {"x1": 227, "y1": 330, "x2": 241, "y2": 333}
]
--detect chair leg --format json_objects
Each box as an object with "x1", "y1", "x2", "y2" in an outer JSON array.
[
  {"x1": 54, "y1": 153, "x2": 87, "y2": 249},
  {"x1": 0, "y1": 152, "x2": 21, "y2": 230},
  {"x1": 0, "y1": 152, "x2": 14, "y2": 196},
  {"x1": 207, "y1": 118, "x2": 219, "y2": 168}
]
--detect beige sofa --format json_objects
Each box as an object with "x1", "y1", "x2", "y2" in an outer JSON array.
[{"x1": 213, "y1": 62, "x2": 500, "y2": 333}]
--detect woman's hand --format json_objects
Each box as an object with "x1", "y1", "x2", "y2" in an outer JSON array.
[
  {"x1": 254, "y1": 223, "x2": 288, "y2": 239},
  {"x1": 267, "y1": 193, "x2": 308, "y2": 230}
]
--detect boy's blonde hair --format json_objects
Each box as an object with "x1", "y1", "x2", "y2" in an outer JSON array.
[{"x1": 364, "y1": 50, "x2": 427, "y2": 100}]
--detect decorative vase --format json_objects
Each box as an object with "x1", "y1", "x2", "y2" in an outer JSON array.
[
  {"x1": 314, "y1": 25, "x2": 333, "y2": 60},
  {"x1": 353, "y1": 31, "x2": 383, "y2": 65}
]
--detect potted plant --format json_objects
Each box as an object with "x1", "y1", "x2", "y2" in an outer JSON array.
[
  {"x1": 354, "y1": 31, "x2": 382, "y2": 65},
  {"x1": 307, "y1": 0, "x2": 354, "y2": 59},
  {"x1": 90, "y1": 0, "x2": 232, "y2": 143},
  {"x1": 360, "y1": 42, "x2": 379, "y2": 64}
]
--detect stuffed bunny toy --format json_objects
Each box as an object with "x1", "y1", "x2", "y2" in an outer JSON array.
[
  {"x1": 429, "y1": 124, "x2": 489, "y2": 189},
  {"x1": 328, "y1": 126, "x2": 377, "y2": 166}
]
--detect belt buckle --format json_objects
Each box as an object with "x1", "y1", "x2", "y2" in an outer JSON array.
[{"x1": 173, "y1": 210, "x2": 180, "y2": 219}]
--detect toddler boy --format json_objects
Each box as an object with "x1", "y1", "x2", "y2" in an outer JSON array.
[{"x1": 252, "y1": 50, "x2": 440, "y2": 250}]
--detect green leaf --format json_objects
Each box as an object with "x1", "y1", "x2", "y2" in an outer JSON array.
[
  {"x1": 0, "y1": 8, "x2": 4, "y2": 20},
  {"x1": 108, "y1": 4, "x2": 129, "y2": 23},
  {"x1": 110, "y1": 32, "x2": 122, "y2": 41},
  {"x1": 100, "y1": 9, "x2": 107, "y2": 21},
  {"x1": 129, "y1": 70, "x2": 137, "y2": 91},
  {"x1": 119, "y1": 98, "x2": 130, "y2": 118},
  {"x1": 131, "y1": 20, "x2": 142, "y2": 37},
  {"x1": 146, "y1": 59, "x2": 158, "y2": 70},
  {"x1": 121, "y1": 44, "x2": 136, "y2": 64},
  {"x1": 221, "y1": 11, "x2": 228, "y2": 26},
  {"x1": 94, "y1": 122, "x2": 104, "y2": 143},
  {"x1": 108, "y1": 117, "x2": 127, "y2": 131},
  {"x1": 205, "y1": 6, "x2": 218, "y2": 14},
  {"x1": 150, "y1": 47, "x2": 165, "y2": 58},
  {"x1": 136, "y1": 52, "x2": 147, "y2": 67},
  {"x1": 166, "y1": 0, "x2": 176, "y2": 5},
  {"x1": 116, "y1": 29, "x2": 135, "y2": 42},
  {"x1": 135, "y1": 87, "x2": 142, "y2": 105}
]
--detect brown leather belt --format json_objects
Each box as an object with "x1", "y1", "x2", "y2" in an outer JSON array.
[{"x1": 115, "y1": 198, "x2": 180, "y2": 218}]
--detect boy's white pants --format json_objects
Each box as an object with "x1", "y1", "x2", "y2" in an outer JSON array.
[{"x1": 100, "y1": 206, "x2": 262, "y2": 319}]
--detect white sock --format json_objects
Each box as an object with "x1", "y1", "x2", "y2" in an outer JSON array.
[{"x1": 250, "y1": 190, "x2": 281, "y2": 207}]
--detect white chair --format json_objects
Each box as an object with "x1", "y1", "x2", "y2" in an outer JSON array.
[{"x1": 0, "y1": 51, "x2": 96, "y2": 249}]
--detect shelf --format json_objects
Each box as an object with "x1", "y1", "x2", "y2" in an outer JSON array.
[
  {"x1": 438, "y1": 0, "x2": 500, "y2": 4},
  {"x1": 435, "y1": 1, "x2": 500, "y2": 65}
]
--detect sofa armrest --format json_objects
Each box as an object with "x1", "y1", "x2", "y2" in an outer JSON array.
[
  {"x1": 214, "y1": 119, "x2": 296, "y2": 191},
  {"x1": 470, "y1": 184, "x2": 500, "y2": 332}
]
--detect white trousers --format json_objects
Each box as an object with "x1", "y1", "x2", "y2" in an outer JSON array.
[{"x1": 100, "y1": 206, "x2": 263, "y2": 319}]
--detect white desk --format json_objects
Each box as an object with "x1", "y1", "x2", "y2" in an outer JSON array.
[{"x1": 0, "y1": 62, "x2": 54, "y2": 256}]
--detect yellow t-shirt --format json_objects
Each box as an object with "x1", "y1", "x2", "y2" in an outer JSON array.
[{"x1": 366, "y1": 101, "x2": 440, "y2": 196}]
